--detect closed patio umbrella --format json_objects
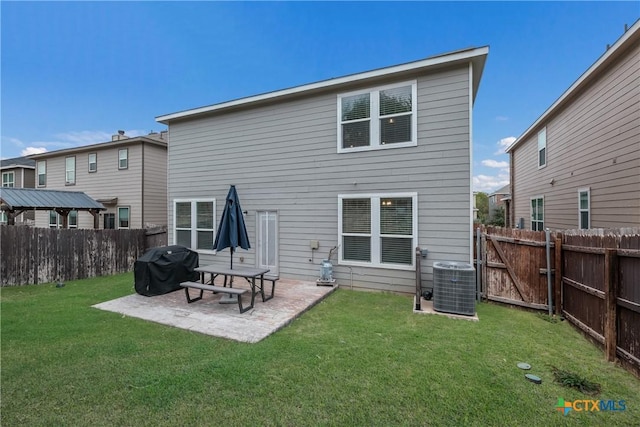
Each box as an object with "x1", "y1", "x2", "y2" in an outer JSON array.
[{"x1": 213, "y1": 185, "x2": 250, "y2": 269}]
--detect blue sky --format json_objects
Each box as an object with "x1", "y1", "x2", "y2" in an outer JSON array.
[{"x1": 2, "y1": 1, "x2": 638, "y2": 192}]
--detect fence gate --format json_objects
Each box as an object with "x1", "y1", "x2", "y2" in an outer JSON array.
[{"x1": 480, "y1": 226, "x2": 555, "y2": 311}]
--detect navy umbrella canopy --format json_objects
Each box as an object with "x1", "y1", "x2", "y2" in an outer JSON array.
[{"x1": 213, "y1": 185, "x2": 250, "y2": 269}]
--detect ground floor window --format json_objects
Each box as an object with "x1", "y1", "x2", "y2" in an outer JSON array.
[
  {"x1": 531, "y1": 196, "x2": 544, "y2": 231},
  {"x1": 49, "y1": 210, "x2": 78, "y2": 228},
  {"x1": 104, "y1": 213, "x2": 115, "y2": 229},
  {"x1": 579, "y1": 188, "x2": 590, "y2": 229},
  {"x1": 0, "y1": 212, "x2": 7, "y2": 224},
  {"x1": 338, "y1": 193, "x2": 417, "y2": 269},
  {"x1": 118, "y1": 207, "x2": 130, "y2": 229},
  {"x1": 174, "y1": 199, "x2": 216, "y2": 251}
]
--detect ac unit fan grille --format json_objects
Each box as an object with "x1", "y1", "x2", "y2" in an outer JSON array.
[{"x1": 432, "y1": 261, "x2": 475, "y2": 316}]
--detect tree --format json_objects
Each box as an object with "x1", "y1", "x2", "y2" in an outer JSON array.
[
  {"x1": 488, "y1": 205, "x2": 505, "y2": 227},
  {"x1": 475, "y1": 192, "x2": 489, "y2": 224}
]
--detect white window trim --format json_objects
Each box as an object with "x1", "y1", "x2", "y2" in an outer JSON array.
[
  {"x1": 537, "y1": 127, "x2": 547, "y2": 169},
  {"x1": 49, "y1": 211, "x2": 60, "y2": 229},
  {"x1": 337, "y1": 80, "x2": 418, "y2": 154},
  {"x1": 2, "y1": 171, "x2": 15, "y2": 187},
  {"x1": 338, "y1": 192, "x2": 418, "y2": 271},
  {"x1": 37, "y1": 160, "x2": 46, "y2": 187},
  {"x1": 530, "y1": 195, "x2": 544, "y2": 231},
  {"x1": 578, "y1": 188, "x2": 590, "y2": 229},
  {"x1": 118, "y1": 148, "x2": 128, "y2": 170},
  {"x1": 117, "y1": 206, "x2": 130, "y2": 229},
  {"x1": 65, "y1": 156, "x2": 76, "y2": 185},
  {"x1": 68, "y1": 210, "x2": 78, "y2": 229},
  {"x1": 88, "y1": 153, "x2": 97, "y2": 173},
  {"x1": 173, "y1": 198, "x2": 217, "y2": 254}
]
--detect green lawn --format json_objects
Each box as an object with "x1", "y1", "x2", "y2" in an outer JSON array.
[{"x1": 1, "y1": 273, "x2": 638, "y2": 426}]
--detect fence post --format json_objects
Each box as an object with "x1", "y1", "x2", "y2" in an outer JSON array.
[
  {"x1": 476, "y1": 227, "x2": 482, "y2": 301},
  {"x1": 554, "y1": 234, "x2": 562, "y2": 316},
  {"x1": 604, "y1": 248, "x2": 619, "y2": 363}
]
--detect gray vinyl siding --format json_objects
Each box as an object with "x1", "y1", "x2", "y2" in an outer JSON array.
[
  {"x1": 33, "y1": 142, "x2": 167, "y2": 229},
  {"x1": 512, "y1": 41, "x2": 640, "y2": 230},
  {"x1": 167, "y1": 65, "x2": 473, "y2": 293},
  {"x1": 142, "y1": 143, "x2": 168, "y2": 227}
]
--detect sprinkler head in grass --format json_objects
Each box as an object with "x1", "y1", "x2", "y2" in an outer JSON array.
[
  {"x1": 56, "y1": 282, "x2": 65, "y2": 288},
  {"x1": 525, "y1": 374, "x2": 542, "y2": 384}
]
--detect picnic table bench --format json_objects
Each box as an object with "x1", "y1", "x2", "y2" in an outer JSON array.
[{"x1": 180, "y1": 281, "x2": 251, "y2": 313}]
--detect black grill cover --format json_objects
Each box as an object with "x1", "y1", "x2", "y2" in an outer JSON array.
[{"x1": 134, "y1": 245, "x2": 200, "y2": 296}]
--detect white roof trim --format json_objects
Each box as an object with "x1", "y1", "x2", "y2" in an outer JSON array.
[
  {"x1": 156, "y1": 46, "x2": 489, "y2": 123},
  {"x1": 507, "y1": 20, "x2": 640, "y2": 153}
]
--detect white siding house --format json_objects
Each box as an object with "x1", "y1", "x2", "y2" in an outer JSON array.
[{"x1": 157, "y1": 47, "x2": 488, "y2": 293}]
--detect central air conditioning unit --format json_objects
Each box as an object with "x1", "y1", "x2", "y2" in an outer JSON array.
[{"x1": 433, "y1": 261, "x2": 476, "y2": 316}]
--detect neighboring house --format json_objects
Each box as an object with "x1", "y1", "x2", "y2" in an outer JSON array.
[
  {"x1": 157, "y1": 47, "x2": 489, "y2": 293},
  {"x1": 488, "y1": 184, "x2": 509, "y2": 224},
  {"x1": 28, "y1": 131, "x2": 168, "y2": 229},
  {"x1": 507, "y1": 21, "x2": 639, "y2": 230},
  {"x1": 472, "y1": 191, "x2": 479, "y2": 221},
  {"x1": 0, "y1": 156, "x2": 36, "y2": 225}
]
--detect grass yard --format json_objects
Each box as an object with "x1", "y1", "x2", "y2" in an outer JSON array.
[{"x1": 1, "y1": 273, "x2": 639, "y2": 426}]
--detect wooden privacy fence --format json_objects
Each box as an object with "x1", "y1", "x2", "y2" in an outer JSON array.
[
  {"x1": 475, "y1": 226, "x2": 640, "y2": 377},
  {"x1": 0, "y1": 226, "x2": 165, "y2": 286},
  {"x1": 561, "y1": 230, "x2": 640, "y2": 378}
]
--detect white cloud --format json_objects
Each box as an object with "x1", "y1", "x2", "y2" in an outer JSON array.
[
  {"x1": 481, "y1": 159, "x2": 509, "y2": 168},
  {"x1": 495, "y1": 116, "x2": 509, "y2": 121},
  {"x1": 494, "y1": 136, "x2": 516, "y2": 155},
  {"x1": 21, "y1": 147, "x2": 48, "y2": 156},
  {"x1": 473, "y1": 173, "x2": 510, "y2": 193},
  {"x1": 54, "y1": 130, "x2": 112, "y2": 145}
]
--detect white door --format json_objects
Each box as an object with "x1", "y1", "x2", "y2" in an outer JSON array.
[{"x1": 257, "y1": 211, "x2": 278, "y2": 275}]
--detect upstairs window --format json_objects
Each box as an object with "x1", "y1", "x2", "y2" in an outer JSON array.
[
  {"x1": 88, "y1": 153, "x2": 97, "y2": 173},
  {"x1": 338, "y1": 81, "x2": 417, "y2": 153},
  {"x1": 579, "y1": 188, "x2": 590, "y2": 229},
  {"x1": 118, "y1": 148, "x2": 128, "y2": 169},
  {"x1": 531, "y1": 196, "x2": 544, "y2": 231},
  {"x1": 2, "y1": 172, "x2": 14, "y2": 187},
  {"x1": 37, "y1": 160, "x2": 46, "y2": 187},
  {"x1": 537, "y1": 128, "x2": 547, "y2": 168},
  {"x1": 339, "y1": 193, "x2": 417, "y2": 269},
  {"x1": 174, "y1": 199, "x2": 216, "y2": 251},
  {"x1": 65, "y1": 156, "x2": 76, "y2": 185}
]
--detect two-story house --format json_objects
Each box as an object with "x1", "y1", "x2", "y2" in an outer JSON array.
[
  {"x1": 0, "y1": 156, "x2": 36, "y2": 225},
  {"x1": 157, "y1": 47, "x2": 488, "y2": 293},
  {"x1": 507, "y1": 21, "x2": 639, "y2": 230},
  {"x1": 28, "y1": 131, "x2": 168, "y2": 229}
]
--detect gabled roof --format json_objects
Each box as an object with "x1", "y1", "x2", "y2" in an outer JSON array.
[
  {"x1": 156, "y1": 46, "x2": 489, "y2": 124},
  {"x1": 0, "y1": 156, "x2": 36, "y2": 170},
  {"x1": 507, "y1": 20, "x2": 640, "y2": 153},
  {"x1": 28, "y1": 133, "x2": 167, "y2": 160},
  {"x1": 490, "y1": 184, "x2": 510, "y2": 196},
  {"x1": 0, "y1": 188, "x2": 105, "y2": 211}
]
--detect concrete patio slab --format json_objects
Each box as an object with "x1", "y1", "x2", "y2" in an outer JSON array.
[{"x1": 93, "y1": 279, "x2": 337, "y2": 343}]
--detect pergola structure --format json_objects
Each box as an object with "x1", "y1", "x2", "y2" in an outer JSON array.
[{"x1": 0, "y1": 188, "x2": 105, "y2": 228}]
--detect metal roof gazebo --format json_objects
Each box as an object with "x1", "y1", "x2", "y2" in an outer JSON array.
[{"x1": 0, "y1": 188, "x2": 105, "y2": 228}]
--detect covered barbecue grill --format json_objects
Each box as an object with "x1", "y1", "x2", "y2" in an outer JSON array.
[{"x1": 134, "y1": 245, "x2": 199, "y2": 296}]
